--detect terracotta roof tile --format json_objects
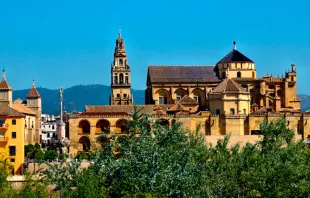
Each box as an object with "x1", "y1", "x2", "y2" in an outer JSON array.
[
  {"x1": 168, "y1": 103, "x2": 189, "y2": 112},
  {"x1": 212, "y1": 78, "x2": 248, "y2": 93},
  {"x1": 179, "y1": 95, "x2": 199, "y2": 105},
  {"x1": 0, "y1": 75, "x2": 12, "y2": 90},
  {"x1": 0, "y1": 104, "x2": 25, "y2": 117},
  {"x1": 147, "y1": 66, "x2": 220, "y2": 84},
  {"x1": 85, "y1": 105, "x2": 173, "y2": 114},
  {"x1": 12, "y1": 104, "x2": 36, "y2": 116},
  {"x1": 27, "y1": 83, "x2": 41, "y2": 98}
]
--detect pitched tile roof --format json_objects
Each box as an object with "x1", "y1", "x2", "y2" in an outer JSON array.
[
  {"x1": 168, "y1": 103, "x2": 189, "y2": 112},
  {"x1": 85, "y1": 105, "x2": 173, "y2": 114},
  {"x1": 218, "y1": 49, "x2": 254, "y2": 63},
  {"x1": 179, "y1": 95, "x2": 199, "y2": 105},
  {"x1": 212, "y1": 78, "x2": 248, "y2": 93},
  {"x1": 27, "y1": 82, "x2": 41, "y2": 98},
  {"x1": 0, "y1": 71, "x2": 12, "y2": 90},
  {"x1": 0, "y1": 104, "x2": 25, "y2": 117},
  {"x1": 12, "y1": 104, "x2": 36, "y2": 116},
  {"x1": 147, "y1": 66, "x2": 220, "y2": 84}
]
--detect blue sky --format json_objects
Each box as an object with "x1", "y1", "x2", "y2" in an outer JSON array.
[{"x1": 0, "y1": 0, "x2": 309, "y2": 94}]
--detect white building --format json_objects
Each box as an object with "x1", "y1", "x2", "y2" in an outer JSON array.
[{"x1": 41, "y1": 114, "x2": 57, "y2": 148}]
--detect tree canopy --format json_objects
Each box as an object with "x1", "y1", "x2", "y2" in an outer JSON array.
[{"x1": 2, "y1": 109, "x2": 310, "y2": 197}]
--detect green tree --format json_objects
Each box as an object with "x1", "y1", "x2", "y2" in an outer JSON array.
[
  {"x1": 44, "y1": 150, "x2": 59, "y2": 161},
  {"x1": 40, "y1": 110, "x2": 310, "y2": 197}
]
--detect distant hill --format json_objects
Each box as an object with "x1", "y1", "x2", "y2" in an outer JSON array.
[
  {"x1": 13, "y1": 85, "x2": 309, "y2": 114},
  {"x1": 299, "y1": 94, "x2": 310, "y2": 111},
  {"x1": 13, "y1": 85, "x2": 145, "y2": 115}
]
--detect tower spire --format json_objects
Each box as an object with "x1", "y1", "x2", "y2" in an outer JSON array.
[
  {"x1": 2, "y1": 69, "x2": 5, "y2": 80},
  {"x1": 118, "y1": 29, "x2": 122, "y2": 38},
  {"x1": 32, "y1": 78, "x2": 35, "y2": 88}
]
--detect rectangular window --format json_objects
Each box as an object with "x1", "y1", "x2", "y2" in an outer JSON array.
[
  {"x1": 243, "y1": 109, "x2": 246, "y2": 114},
  {"x1": 230, "y1": 108, "x2": 235, "y2": 115},
  {"x1": 9, "y1": 146, "x2": 16, "y2": 156},
  {"x1": 10, "y1": 158, "x2": 15, "y2": 162},
  {"x1": 123, "y1": 94, "x2": 127, "y2": 98},
  {"x1": 117, "y1": 94, "x2": 120, "y2": 98},
  {"x1": 12, "y1": 119, "x2": 16, "y2": 125},
  {"x1": 216, "y1": 109, "x2": 220, "y2": 115},
  {"x1": 12, "y1": 132, "x2": 16, "y2": 139},
  {"x1": 176, "y1": 97, "x2": 181, "y2": 101},
  {"x1": 47, "y1": 133, "x2": 50, "y2": 138},
  {"x1": 251, "y1": 130, "x2": 263, "y2": 135},
  {"x1": 159, "y1": 97, "x2": 163, "y2": 104},
  {"x1": 194, "y1": 96, "x2": 198, "y2": 101},
  {"x1": 163, "y1": 97, "x2": 167, "y2": 104}
]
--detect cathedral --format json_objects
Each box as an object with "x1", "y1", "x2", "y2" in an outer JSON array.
[{"x1": 68, "y1": 31, "x2": 309, "y2": 155}]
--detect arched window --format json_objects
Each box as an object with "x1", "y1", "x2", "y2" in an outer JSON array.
[
  {"x1": 119, "y1": 73, "x2": 124, "y2": 84},
  {"x1": 157, "y1": 89, "x2": 169, "y2": 104},
  {"x1": 237, "y1": 72, "x2": 242, "y2": 78},
  {"x1": 114, "y1": 76, "x2": 118, "y2": 84},
  {"x1": 175, "y1": 89, "x2": 187, "y2": 101},
  {"x1": 119, "y1": 59, "x2": 123, "y2": 66}
]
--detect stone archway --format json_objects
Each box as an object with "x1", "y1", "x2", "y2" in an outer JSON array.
[
  {"x1": 159, "y1": 119, "x2": 169, "y2": 127},
  {"x1": 79, "y1": 136, "x2": 90, "y2": 151},
  {"x1": 96, "y1": 119, "x2": 110, "y2": 134},
  {"x1": 116, "y1": 119, "x2": 129, "y2": 133}
]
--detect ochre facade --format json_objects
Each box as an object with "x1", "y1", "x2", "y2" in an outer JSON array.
[
  {"x1": 0, "y1": 71, "x2": 42, "y2": 175},
  {"x1": 68, "y1": 34, "x2": 308, "y2": 156}
]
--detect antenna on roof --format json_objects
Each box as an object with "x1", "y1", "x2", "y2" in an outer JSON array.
[{"x1": 233, "y1": 40, "x2": 237, "y2": 50}]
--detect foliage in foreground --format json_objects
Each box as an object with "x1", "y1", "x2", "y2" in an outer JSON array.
[{"x1": 2, "y1": 109, "x2": 310, "y2": 197}]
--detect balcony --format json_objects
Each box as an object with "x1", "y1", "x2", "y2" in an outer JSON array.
[
  {"x1": 0, "y1": 137, "x2": 9, "y2": 142},
  {"x1": 0, "y1": 124, "x2": 9, "y2": 131}
]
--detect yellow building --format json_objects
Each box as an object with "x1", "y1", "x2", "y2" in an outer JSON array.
[
  {"x1": 0, "y1": 104, "x2": 25, "y2": 175},
  {"x1": 68, "y1": 34, "x2": 308, "y2": 155},
  {"x1": 0, "y1": 71, "x2": 42, "y2": 175}
]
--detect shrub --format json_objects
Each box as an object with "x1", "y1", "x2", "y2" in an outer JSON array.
[
  {"x1": 44, "y1": 150, "x2": 59, "y2": 161},
  {"x1": 75, "y1": 152, "x2": 88, "y2": 160},
  {"x1": 59, "y1": 153, "x2": 69, "y2": 160}
]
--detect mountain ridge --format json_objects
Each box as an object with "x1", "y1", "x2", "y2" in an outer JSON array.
[{"x1": 12, "y1": 84, "x2": 309, "y2": 114}]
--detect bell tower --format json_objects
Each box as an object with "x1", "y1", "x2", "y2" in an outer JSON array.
[{"x1": 110, "y1": 30, "x2": 133, "y2": 105}]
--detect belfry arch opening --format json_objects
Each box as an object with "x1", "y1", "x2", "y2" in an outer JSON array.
[
  {"x1": 96, "y1": 119, "x2": 110, "y2": 134},
  {"x1": 78, "y1": 120, "x2": 90, "y2": 134},
  {"x1": 116, "y1": 119, "x2": 129, "y2": 133}
]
